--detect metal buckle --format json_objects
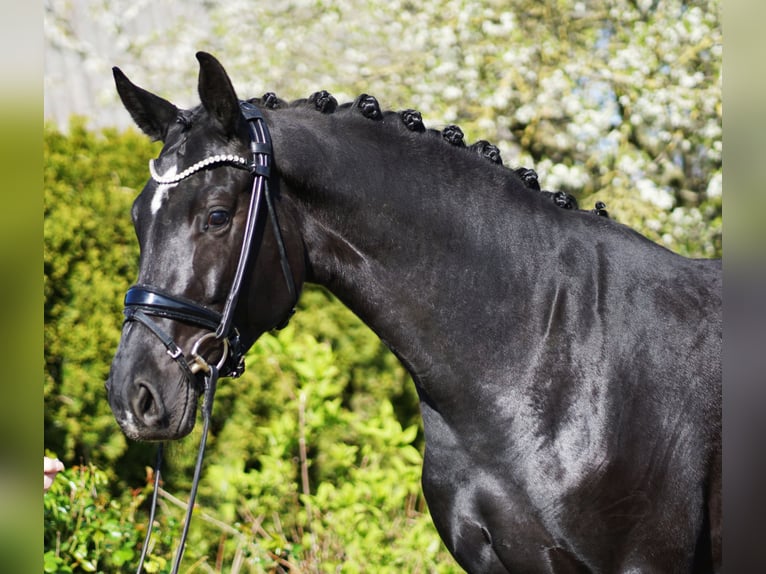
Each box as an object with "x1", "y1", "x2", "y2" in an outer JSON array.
[{"x1": 166, "y1": 345, "x2": 183, "y2": 360}]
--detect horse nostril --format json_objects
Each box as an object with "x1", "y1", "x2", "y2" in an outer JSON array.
[{"x1": 130, "y1": 381, "x2": 166, "y2": 427}]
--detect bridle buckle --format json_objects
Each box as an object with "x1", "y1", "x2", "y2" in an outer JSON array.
[{"x1": 166, "y1": 346, "x2": 183, "y2": 360}]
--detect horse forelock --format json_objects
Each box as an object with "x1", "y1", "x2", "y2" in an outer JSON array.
[{"x1": 145, "y1": 105, "x2": 250, "y2": 214}]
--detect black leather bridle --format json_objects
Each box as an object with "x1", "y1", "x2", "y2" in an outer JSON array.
[
  {"x1": 129, "y1": 101, "x2": 297, "y2": 574},
  {"x1": 124, "y1": 101, "x2": 296, "y2": 382}
]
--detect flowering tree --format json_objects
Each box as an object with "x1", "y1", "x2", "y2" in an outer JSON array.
[{"x1": 45, "y1": 0, "x2": 721, "y2": 256}]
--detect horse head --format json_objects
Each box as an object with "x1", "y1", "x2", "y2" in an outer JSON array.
[{"x1": 106, "y1": 52, "x2": 304, "y2": 441}]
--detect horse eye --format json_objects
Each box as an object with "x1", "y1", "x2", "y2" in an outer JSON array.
[{"x1": 206, "y1": 210, "x2": 230, "y2": 229}]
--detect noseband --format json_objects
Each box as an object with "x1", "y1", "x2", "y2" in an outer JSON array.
[{"x1": 127, "y1": 102, "x2": 297, "y2": 574}]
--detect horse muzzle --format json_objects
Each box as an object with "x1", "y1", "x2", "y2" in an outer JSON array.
[{"x1": 106, "y1": 331, "x2": 203, "y2": 441}]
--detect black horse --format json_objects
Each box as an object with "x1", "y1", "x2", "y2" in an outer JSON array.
[{"x1": 106, "y1": 53, "x2": 721, "y2": 573}]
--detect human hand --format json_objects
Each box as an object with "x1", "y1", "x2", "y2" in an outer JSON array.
[{"x1": 44, "y1": 456, "x2": 65, "y2": 492}]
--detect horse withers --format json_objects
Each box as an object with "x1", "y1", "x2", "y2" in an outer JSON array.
[{"x1": 106, "y1": 53, "x2": 721, "y2": 573}]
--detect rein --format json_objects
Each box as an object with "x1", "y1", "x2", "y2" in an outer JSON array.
[{"x1": 128, "y1": 101, "x2": 295, "y2": 574}]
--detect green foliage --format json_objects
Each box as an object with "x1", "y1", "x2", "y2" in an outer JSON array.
[
  {"x1": 43, "y1": 121, "x2": 450, "y2": 571},
  {"x1": 43, "y1": 327, "x2": 454, "y2": 573},
  {"x1": 191, "y1": 325, "x2": 456, "y2": 572},
  {"x1": 44, "y1": 463, "x2": 169, "y2": 573},
  {"x1": 44, "y1": 118, "x2": 160, "y2": 481}
]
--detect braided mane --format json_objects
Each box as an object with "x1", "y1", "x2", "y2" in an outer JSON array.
[{"x1": 247, "y1": 90, "x2": 609, "y2": 218}]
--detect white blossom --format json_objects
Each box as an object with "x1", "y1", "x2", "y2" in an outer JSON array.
[
  {"x1": 637, "y1": 179, "x2": 676, "y2": 211},
  {"x1": 706, "y1": 172, "x2": 722, "y2": 199},
  {"x1": 45, "y1": 0, "x2": 721, "y2": 256}
]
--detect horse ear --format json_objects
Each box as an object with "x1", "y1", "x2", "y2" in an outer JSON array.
[
  {"x1": 113, "y1": 67, "x2": 178, "y2": 142},
  {"x1": 196, "y1": 52, "x2": 241, "y2": 137}
]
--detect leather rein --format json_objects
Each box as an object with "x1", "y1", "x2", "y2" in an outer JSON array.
[{"x1": 129, "y1": 101, "x2": 296, "y2": 574}]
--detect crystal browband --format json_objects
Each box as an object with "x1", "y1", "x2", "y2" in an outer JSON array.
[{"x1": 148, "y1": 154, "x2": 250, "y2": 185}]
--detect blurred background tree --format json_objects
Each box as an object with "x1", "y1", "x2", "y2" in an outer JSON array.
[
  {"x1": 46, "y1": 0, "x2": 721, "y2": 256},
  {"x1": 44, "y1": 0, "x2": 721, "y2": 571}
]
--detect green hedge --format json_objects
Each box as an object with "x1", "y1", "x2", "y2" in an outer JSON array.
[
  {"x1": 43, "y1": 120, "x2": 444, "y2": 572},
  {"x1": 45, "y1": 119, "x2": 157, "y2": 477}
]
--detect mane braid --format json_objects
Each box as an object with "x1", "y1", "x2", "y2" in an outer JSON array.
[
  {"x1": 260, "y1": 91, "x2": 611, "y2": 218},
  {"x1": 308, "y1": 90, "x2": 338, "y2": 113}
]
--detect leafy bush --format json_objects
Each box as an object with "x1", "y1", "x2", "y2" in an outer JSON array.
[
  {"x1": 44, "y1": 463, "x2": 162, "y2": 573},
  {"x1": 43, "y1": 120, "x2": 449, "y2": 572},
  {"x1": 44, "y1": 118, "x2": 159, "y2": 480},
  {"x1": 43, "y1": 326, "x2": 455, "y2": 573},
  {"x1": 193, "y1": 325, "x2": 456, "y2": 572}
]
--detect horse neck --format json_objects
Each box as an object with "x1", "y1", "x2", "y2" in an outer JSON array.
[{"x1": 268, "y1": 109, "x2": 569, "y2": 387}]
